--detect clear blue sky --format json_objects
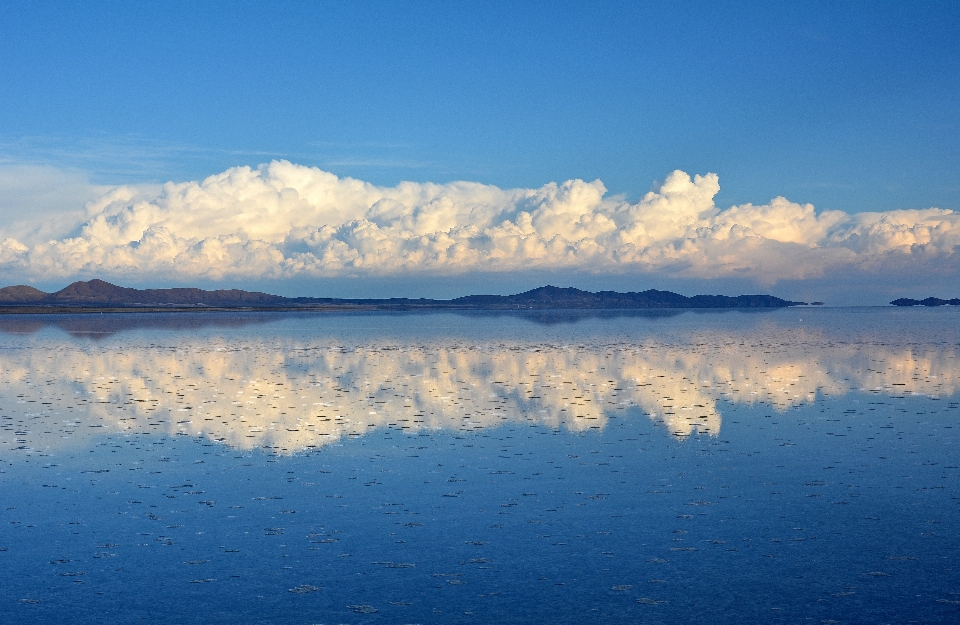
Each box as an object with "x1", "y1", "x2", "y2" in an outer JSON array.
[
  {"x1": 2, "y1": 0, "x2": 958, "y2": 213},
  {"x1": 0, "y1": 1, "x2": 959, "y2": 304}
]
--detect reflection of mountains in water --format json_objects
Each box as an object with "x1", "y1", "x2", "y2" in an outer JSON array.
[
  {"x1": 0, "y1": 306, "x2": 788, "y2": 338},
  {"x1": 0, "y1": 311, "x2": 278, "y2": 339},
  {"x1": 454, "y1": 307, "x2": 792, "y2": 325},
  {"x1": 2, "y1": 329, "x2": 958, "y2": 455}
]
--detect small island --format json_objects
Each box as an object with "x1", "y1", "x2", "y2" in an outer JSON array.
[
  {"x1": 0, "y1": 279, "x2": 808, "y2": 314},
  {"x1": 890, "y1": 297, "x2": 960, "y2": 307}
]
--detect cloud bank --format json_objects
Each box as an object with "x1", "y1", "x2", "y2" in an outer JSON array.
[{"x1": 0, "y1": 160, "x2": 958, "y2": 284}]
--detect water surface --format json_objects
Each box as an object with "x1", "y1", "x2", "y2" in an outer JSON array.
[{"x1": 1, "y1": 308, "x2": 958, "y2": 623}]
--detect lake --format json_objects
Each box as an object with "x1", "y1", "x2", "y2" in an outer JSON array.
[{"x1": 1, "y1": 307, "x2": 958, "y2": 624}]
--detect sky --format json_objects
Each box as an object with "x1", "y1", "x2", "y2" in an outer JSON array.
[{"x1": 0, "y1": 0, "x2": 958, "y2": 304}]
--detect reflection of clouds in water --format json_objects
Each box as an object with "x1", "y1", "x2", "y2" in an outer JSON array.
[{"x1": 2, "y1": 331, "x2": 959, "y2": 454}]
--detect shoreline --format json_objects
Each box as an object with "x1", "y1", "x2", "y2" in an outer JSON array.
[{"x1": 0, "y1": 303, "x2": 814, "y2": 315}]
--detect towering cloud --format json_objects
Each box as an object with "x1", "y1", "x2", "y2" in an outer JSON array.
[{"x1": 0, "y1": 160, "x2": 957, "y2": 283}]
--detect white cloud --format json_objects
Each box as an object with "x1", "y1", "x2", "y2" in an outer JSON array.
[
  {"x1": 0, "y1": 160, "x2": 957, "y2": 284},
  {"x1": 0, "y1": 164, "x2": 110, "y2": 245}
]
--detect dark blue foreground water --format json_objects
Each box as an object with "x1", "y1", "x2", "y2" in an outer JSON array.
[{"x1": 1, "y1": 308, "x2": 958, "y2": 623}]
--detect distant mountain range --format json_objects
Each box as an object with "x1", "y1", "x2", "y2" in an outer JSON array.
[
  {"x1": 890, "y1": 297, "x2": 960, "y2": 307},
  {"x1": 0, "y1": 279, "x2": 807, "y2": 311}
]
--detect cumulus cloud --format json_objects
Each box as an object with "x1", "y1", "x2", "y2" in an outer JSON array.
[
  {"x1": 0, "y1": 164, "x2": 109, "y2": 245},
  {"x1": 0, "y1": 160, "x2": 957, "y2": 284}
]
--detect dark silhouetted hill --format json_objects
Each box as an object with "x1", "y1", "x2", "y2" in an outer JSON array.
[
  {"x1": 0, "y1": 279, "x2": 289, "y2": 307},
  {"x1": 891, "y1": 297, "x2": 960, "y2": 307},
  {"x1": 452, "y1": 285, "x2": 803, "y2": 309}
]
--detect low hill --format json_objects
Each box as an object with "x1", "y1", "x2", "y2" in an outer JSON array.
[
  {"x1": 890, "y1": 297, "x2": 960, "y2": 307},
  {"x1": 51, "y1": 279, "x2": 289, "y2": 306},
  {"x1": 452, "y1": 285, "x2": 803, "y2": 309},
  {"x1": 0, "y1": 285, "x2": 48, "y2": 303}
]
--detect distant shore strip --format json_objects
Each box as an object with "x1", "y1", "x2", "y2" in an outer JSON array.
[{"x1": 0, "y1": 279, "x2": 810, "y2": 314}]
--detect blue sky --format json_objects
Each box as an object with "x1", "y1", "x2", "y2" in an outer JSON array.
[{"x1": 0, "y1": 1, "x2": 958, "y2": 303}]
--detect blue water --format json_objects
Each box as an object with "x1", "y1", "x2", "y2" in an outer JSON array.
[{"x1": 1, "y1": 308, "x2": 958, "y2": 623}]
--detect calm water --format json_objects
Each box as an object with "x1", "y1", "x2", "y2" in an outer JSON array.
[{"x1": 1, "y1": 308, "x2": 958, "y2": 624}]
